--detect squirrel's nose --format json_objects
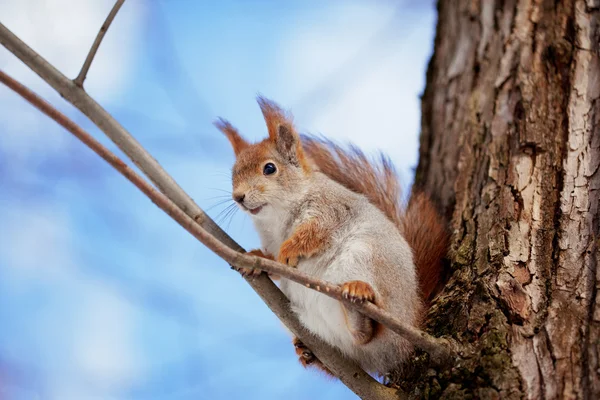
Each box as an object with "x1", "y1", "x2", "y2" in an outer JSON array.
[{"x1": 234, "y1": 193, "x2": 245, "y2": 204}]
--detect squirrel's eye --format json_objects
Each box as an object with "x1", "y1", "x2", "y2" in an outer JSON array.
[{"x1": 263, "y1": 163, "x2": 277, "y2": 175}]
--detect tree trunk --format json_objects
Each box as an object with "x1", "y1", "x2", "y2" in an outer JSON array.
[{"x1": 395, "y1": 1, "x2": 600, "y2": 398}]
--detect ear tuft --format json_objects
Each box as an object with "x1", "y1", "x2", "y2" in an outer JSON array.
[
  {"x1": 256, "y1": 95, "x2": 292, "y2": 141},
  {"x1": 214, "y1": 118, "x2": 249, "y2": 156},
  {"x1": 256, "y1": 95, "x2": 311, "y2": 172}
]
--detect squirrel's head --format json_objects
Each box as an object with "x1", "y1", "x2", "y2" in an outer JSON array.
[{"x1": 214, "y1": 96, "x2": 312, "y2": 217}]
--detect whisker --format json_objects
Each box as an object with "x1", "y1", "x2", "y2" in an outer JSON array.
[
  {"x1": 219, "y1": 210, "x2": 236, "y2": 231},
  {"x1": 216, "y1": 203, "x2": 238, "y2": 225},
  {"x1": 214, "y1": 202, "x2": 235, "y2": 219},
  {"x1": 206, "y1": 198, "x2": 234, "y2": 212},
  {"x1": 203, "y1": 195, "x2": 232, "y2": 202},
  {"x1": 213, "y1": 204, "x2": 231, "y2": 221},
  {"x1": 208, "y1": 187, "x2": 232, "y2": 194},
  {"x1": 224, "y1": 207, "x2": 239, "y2": 232},
  {"x1": 206, "y1": 171, "x2": 233, "y2": 179},
  {"x1": 241, "y1": 212, "x2": 248, "y2": 231}
]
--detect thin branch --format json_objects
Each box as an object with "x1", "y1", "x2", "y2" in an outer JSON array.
[
  {"x1": 73, "y1": 0, "x2": 125, "y2": 87},
  {"x1": 228, "y1": 259, "x2": 456, "y2": 363},
  {"x1": 0, "y1": 20, "x2": 237, "y2": 255},
  {"x1": 0, "y1": 68, "x2": 454, "y2": 365},
  {"x1": 0, "y1": 68, "x2": 400, "y2": 400}
]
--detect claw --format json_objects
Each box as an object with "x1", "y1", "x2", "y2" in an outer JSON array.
[
  {"x1": 340, "y1": 281, "x2": 376, "y2": 304},
  {"x1": 232, "y1": 265, "x2": 262, "y2": 279}
]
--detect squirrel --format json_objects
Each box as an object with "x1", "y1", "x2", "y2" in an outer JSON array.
[{"x1": 214, "y1": 96, "x2": 449, "y2": 376}]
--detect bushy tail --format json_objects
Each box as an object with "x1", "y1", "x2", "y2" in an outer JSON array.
[{"x1": 301, "y1": 135, "x2": 449, "y2": 304}]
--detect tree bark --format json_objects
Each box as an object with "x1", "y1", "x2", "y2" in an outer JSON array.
[{"x1": 398, "y1": 1, "x2": 600, "y2": 398}]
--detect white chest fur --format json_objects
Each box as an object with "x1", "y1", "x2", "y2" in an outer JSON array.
[
  {"x1": 279, "y1": 253, "x2": 361, "y2": 360},
  {"x1": 250, "y1": 204, "x2": 368, "y2": 358},
  {"x1": 251, "y1": 205, "x2": 290, "y2": 257}
]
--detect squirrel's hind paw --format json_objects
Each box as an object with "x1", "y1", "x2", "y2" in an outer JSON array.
[
  {"x1": 292, "y1": 337, "x2": 333, "y2": 377},
  {"x1": 293, "y1": 338, "x2": 316, "y2": 364}
]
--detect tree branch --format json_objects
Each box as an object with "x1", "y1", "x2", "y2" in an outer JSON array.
[
  {"x1": 73, "y1": 0, "x2": 125, "y2": 87},
  {"x1": 0, "y1": 30, "x2": 399, "y2": 400}
]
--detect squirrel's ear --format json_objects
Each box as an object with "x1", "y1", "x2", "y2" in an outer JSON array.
[
  {"x1": 275, "y1": 123, "x2": 300, "y2": 162},
  {"x1": 256, "y1": 95, "x2": 288, "y2": 141},
  {"x1": 214, "y1": 118, "x2": 249, "y2": 156},
  {"x1": 257, "y1": 96, "x2": 310, "y2": 171}
]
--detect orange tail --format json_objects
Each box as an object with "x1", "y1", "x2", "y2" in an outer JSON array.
[{"x1": 301, "y1": 135, "x2": 449, "y2": 304}]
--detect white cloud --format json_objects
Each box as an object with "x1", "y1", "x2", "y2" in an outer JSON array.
[
  {"x1": 72, "y1": 283, "x2": 141, "y2": 390},
  {"x1": 277, "y1": 2, "x2": 435, "y2": 177},
  {"x1": 29, "y1": 281, "x2": 142, "y2": 400},
  {"x1": 0, "y1": 204, "x2": 75, "y2": 281},
  {"x1": 277, "y1": 2, "x2": 398, "y2": 94},
  {"x1": 0, "y1": 0, "x2": 143, "y2": 99},
  {"x1": 0, "y1": 0, "x2": 145, "y2": 163},
  {"x1": 0, "y1": 200, "x2": 142, "y2": 398},
  {"x1": 306, "y1": 36, "x2": 431, "y2": 175}
]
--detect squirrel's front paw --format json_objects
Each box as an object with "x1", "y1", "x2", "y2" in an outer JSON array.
[
  {"x1": 341, "y1": 281, "x2": 376, "y2": 304},
  {"x1": 231, "y1": 265, "x2": 262, "y2": 279},
  {"x1": 232, "y1": 249, "x2": 271, "y2": 279},
  {"x1": 277, "y1": 240, "x2": 301, "y2": 267}
]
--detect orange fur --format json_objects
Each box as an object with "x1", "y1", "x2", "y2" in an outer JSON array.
[
  {"x1": 257, "y1": 96, "x2": 312, "y2": 173},
  {"x1": 292, "y1": 337, "x2": 334, "y2": 377},
  {"x1": 341, "y1": 280, "x2": 376, "y2": 303},
  {"x1": 278, "y1": 218, "x2": 330, "y2": 267},
  {"x1": 401, "y1": 192, "x2": 449, "y2": 302},
  {"x1": 230, "y1": 140, "x2": 273, "y2": 186},
  {"x1": 341, "y1": 281, "x2": 377, "y2": 345},
  {"x1": 301, "y1": 135, "x2": 449, "y2": 305},
  {"x1": 214, "y1": 118, "x2": 249, "y2": 156},
  {"x1": 257, "y1": 95, "x2": 287, "y2": 142}
]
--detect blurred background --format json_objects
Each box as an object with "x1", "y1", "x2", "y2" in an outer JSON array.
[{"x1": 0, "y1": 0, "x2": 436, "y2": 398}]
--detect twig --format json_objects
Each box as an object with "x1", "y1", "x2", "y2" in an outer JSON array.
[
  {"x1": 0, "y1": 67, "x2": 400, "y2": 400},
  {"x1": 0, "y1": 20, "x2": 236, "y2": 255},
  {"x1": 73, "y1": 0, "x2": 125, "y2": 87},
  {"x1": 0, "y1": 68, "x2": 454, "y2": 365},
  {"x1": 228, "y1": 258, "x2": 455, "y2": 363}
]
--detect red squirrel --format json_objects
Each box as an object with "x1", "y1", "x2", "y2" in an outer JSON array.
[{"x1": 215, "y1": 97, "x2": 448, "y2": 377}]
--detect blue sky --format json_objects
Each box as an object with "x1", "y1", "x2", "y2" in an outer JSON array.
[{"x1": 0, "y1": 0, "x2": 436, "y2": 398}]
